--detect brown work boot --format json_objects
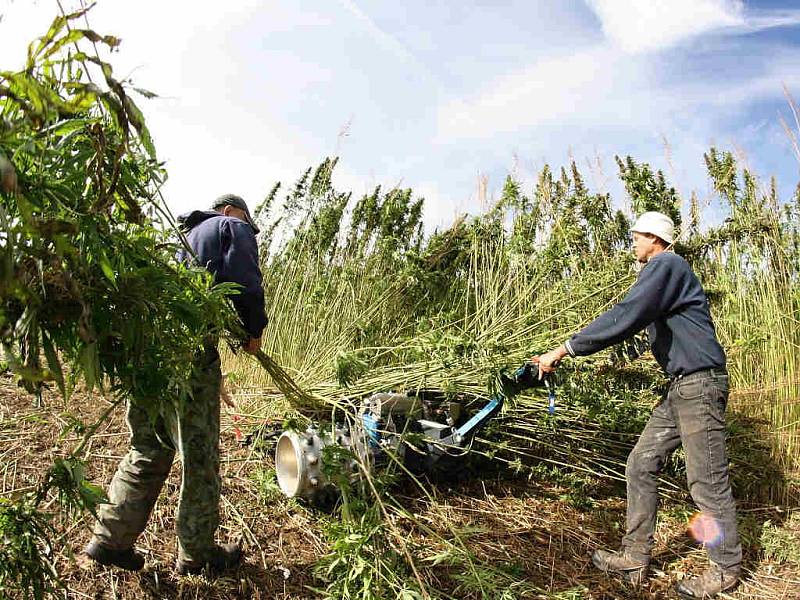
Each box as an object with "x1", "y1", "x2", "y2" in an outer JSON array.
[
  {"x1": 176, "y1": 543, "x2": 242, "y2": 576},
  {"x1": 591, "y1": 548, "x2": 649, "y2": 586},
  {"x1": 83, "y1": 539, "x2": 145, "y2": 572},
  {"x1": 675, "y1": 563, "x2": 740, "y2": 599}
]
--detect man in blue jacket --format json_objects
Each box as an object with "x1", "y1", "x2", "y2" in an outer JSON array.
[
  {"x1": 85, "y1": 194, "x2": 267, "y2": 575},
  {"x1": 537, "y1": 212, "x2": 740, "y2": 599}
]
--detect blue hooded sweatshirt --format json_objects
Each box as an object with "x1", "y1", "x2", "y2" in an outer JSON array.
[
  {"x1": 565, "y1": 251, "x2": 725, "y2": 378},
  {"x1": 177, "y1": 210, "x2": 267, "y2": 339}
]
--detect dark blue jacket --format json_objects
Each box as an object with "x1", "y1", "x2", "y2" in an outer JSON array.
[
  {"x1": 565, "y1": 252, "x2": 725, "y2": 377},
  {"x1": 177, "y1": 211, "x2": 267, "y2": 339}
]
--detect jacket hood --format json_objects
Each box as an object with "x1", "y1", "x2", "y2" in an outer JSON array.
[{"x1": 177, "y1": 210, "x2": 221, "y2": 231}]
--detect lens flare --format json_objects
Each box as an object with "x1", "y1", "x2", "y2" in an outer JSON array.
[{"x1": 688, "y1": 512, "x2": 723, "y2": 547}]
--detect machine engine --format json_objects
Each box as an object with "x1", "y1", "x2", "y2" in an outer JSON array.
[{"x1": 275, "y1": 361, "x2": 550, "y2": 502}]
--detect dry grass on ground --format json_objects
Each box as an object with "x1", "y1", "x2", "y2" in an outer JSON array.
[{"x1": 2, "y1": 376, "x2": 800, "y2": 599}]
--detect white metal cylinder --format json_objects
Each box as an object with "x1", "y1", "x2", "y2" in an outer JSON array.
[{"x1": 275, "y1": 429, "x2": 327, "y2": 499}]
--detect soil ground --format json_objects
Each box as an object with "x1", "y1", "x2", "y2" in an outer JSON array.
[{"x1": 2, "y1": 376, "x2": 800, "y2": 599}]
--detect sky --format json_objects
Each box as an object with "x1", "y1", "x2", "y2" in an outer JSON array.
[{"x1": 1, "y1": 0, "x2": 799, "y2": 229}]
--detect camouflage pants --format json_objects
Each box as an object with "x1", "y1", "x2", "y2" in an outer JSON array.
[{"x1": 92, "y1": 344, "x2": 222, "y2": 562}]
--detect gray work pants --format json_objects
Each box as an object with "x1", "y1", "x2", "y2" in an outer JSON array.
[
  {"x1": 622, "y1": 368, "x2": 742, "y2": 570},
  {"x1": 92, "y1": 344, "x2": 222, "y2": 562}
]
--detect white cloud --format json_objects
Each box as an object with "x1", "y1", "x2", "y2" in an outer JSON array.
[
  {"x1": 1, "y1": 0, "x2": 341, "y2": 216},
  {"x1": 740, "y1": 10, "x2": 800, "y2": 33},
  {"x1": 436, "y1": 45, "x2": 643, "y2": 141},
  {"x1": 436, "y1": 26, "x2": 800, "y2": 143},
  {"x1": 433, "y1": 0, "x2": 800, "y2": 146},
  {"x1": 660, "y1": 47, "x2": 800, "y2": 111},
  {"x1": 3, "y1": 0, "x2": 799, "y2": 228},
  {"x1": 414, "y1": 180, "x2": 467, "y2": 231},
  {"x1": 585, "y1": 0, "x2": 744, "y2": 54},
  {"x1": 336, "y1": 0, "x2": 416, "y2": 65}
]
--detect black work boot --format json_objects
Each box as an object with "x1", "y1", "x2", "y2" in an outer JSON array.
[
  {"x1": 675, "y1": 563, "x2": 740, "y2": 599},
  {"x1": 84, "y1": 539, "x2": 145, "y2": 572},
  {"x1": 175, "y1": 543, "x2": 242, "y2": 576},
  {"x1": 591, "y1": 548, "x2": 649, "y2": 586}
]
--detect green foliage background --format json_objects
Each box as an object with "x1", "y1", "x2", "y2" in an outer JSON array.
[{"x1": 0, "y1": 9, "x2": 238, "y2": 598}]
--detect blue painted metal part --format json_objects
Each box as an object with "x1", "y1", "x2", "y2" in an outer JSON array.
[
  {"x1": 456, "y1": 395, "x2": 501, "y2": 438},
  {"x1": 435, "y1": 361, "x2": 554, "y2": 445},
  {"x1": 362, "y1": 413, "x2": 381, "y2": 447}
]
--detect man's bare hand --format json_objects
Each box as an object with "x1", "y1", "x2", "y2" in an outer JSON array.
[
  {"x1": 533, "y1": 345, "x2": 568, "y2": 378},
  {"x1": 243, "y1": 337, "x2": 262, "y2": 355}
]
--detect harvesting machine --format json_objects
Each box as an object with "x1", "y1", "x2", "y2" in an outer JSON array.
[{"x1": 274, "y1": 361, "x2": 554, "y2": 502}]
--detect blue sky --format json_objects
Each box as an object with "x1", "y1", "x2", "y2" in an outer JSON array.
[{"x1": 1, "y1": 0, "x2": 799, "y2": 229}]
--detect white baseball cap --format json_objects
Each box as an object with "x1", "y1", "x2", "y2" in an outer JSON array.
[{"x1": 631, "y1": 211, "x2": 675, "y2": 244}]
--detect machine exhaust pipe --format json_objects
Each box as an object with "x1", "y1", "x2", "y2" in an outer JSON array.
[{"x1": 275, "y1": 430, "x2": 327, "y2": 499}]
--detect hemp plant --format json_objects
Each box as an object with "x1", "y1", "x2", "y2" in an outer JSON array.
[{"x1": 0, "y1": 8, "x2": 238, "y2": 598}]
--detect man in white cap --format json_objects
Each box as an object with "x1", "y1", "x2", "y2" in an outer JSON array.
[{"x1": 537, "y1": 211, "x2": 741, "y2": 598}]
